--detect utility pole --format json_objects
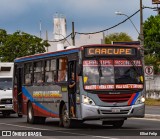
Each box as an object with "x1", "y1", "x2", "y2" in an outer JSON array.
[
  {"x1": 40, "y1": 20, "x2": 42, "y2": 39},
  {"x1": 71, "y1": 22, "x2": 75, "y2": 46},
  {"x1": 140, "y1": 0, "x2": 146, "y2": 94},
  {"x1": 46, "y1": 30, "x2": 48, "y2": 52},
  {"x1": 140, "y1": 0, "x2": 144, "y2": 47}
]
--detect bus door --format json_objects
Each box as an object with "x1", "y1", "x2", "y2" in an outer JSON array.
[
  {"x1": 68, "y1": 61, "x2": 77, "y2": 117},
  {"x1": 17, "y1": 66, "x2": 23, "y2": 116}
]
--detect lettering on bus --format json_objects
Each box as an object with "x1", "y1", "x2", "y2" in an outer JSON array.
[
  {"x1": 114, "y1": 60, "x2": 142, "y2": 66},
  {"x1": 84, "y1": 84, "x2": 143, "y2": 90},
  {"x1": 85, "y1": 47, "x2": 136, "y2": 56},
  {"x1": 84, "y1": 85, "x2": 114, "y2": 90},
  {"x1": 115, "y1": 84, "x2": 143, "y2": 89},
  {"x1": 33, "y1": 91, "x2": 62, "y2": 98},
  {"x1": 83, "y1": 60, "x2": 113, "y2": 66}
]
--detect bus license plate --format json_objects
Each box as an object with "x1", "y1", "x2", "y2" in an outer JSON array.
[{"x1": 112, "y1": 108, "x2": 120, "y2": 113}]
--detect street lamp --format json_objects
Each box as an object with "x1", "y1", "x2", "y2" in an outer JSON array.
[{"x1": 115, "y1": 11, "x2": 140, "y2": 36}]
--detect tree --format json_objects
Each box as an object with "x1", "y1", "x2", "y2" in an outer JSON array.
[
  {"x1": 143, "y1": 15, "x2": 160, "y2": 74},
  {"x1": 143, "y1": 15, "x2": 160, "y2": 57},
  {"x1": 0, "y1": 30, "x2": 50, "y2": 62},
  {"x1": 0, "y1": 29, "x2": 7, "y2": 45},
  {"x1": 105, "y1": 32, "x2": 133, "y2": 44},
  {"x1": 144, "y1": 54, "x2": 159, "y2": 74}
]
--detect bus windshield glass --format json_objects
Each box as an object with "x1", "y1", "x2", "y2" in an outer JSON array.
[
  {"x1": 0, "y1": 78, "x2": 12, "y2": 90},
  {"x1": 83, "y1": 60, "x2": 114, "y2": 85},
  {"x1": 83, "y1": 59, "x2": 143, "y2": 90}
]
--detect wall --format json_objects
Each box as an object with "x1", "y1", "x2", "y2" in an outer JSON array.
[{"x1": 145, "y1": 75, "x2": 160, "y2": 99}]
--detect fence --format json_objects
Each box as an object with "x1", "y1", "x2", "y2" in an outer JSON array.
[{"x1": 145, "y1": 75, "x2": 160, "y2": 99}]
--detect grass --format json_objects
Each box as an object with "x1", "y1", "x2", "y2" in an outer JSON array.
[{"x1": 145, "y1": 98, "x2": 160, "y2": 106}]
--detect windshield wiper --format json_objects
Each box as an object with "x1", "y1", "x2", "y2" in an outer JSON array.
[
  {"x1": 96, "y1": 57, "x2": 102, "y2": 85},
  {"x1": 125, "y1": 57, "x2": 142, "y2": 77}
]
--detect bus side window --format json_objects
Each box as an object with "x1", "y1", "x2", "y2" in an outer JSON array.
[
  {"x1": 45, "y1": 59, "x2": 57, "y2": 83},
  {"x1": 58, "y1": 57, "x2": 67, "y2": 82},
  {"x1": 24, "y1": 63, "x2": 32, "y2": 85},
  {"x1": 34, "y1": 61, "x2": 43, "y2": 84},
  {"x1": 58, "y1": 70, "x2": 67, "y2": 82}
]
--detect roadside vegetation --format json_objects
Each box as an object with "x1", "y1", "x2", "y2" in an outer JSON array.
[{"x1": 145, "y1": 98, "x2": 160, "y2": 106}]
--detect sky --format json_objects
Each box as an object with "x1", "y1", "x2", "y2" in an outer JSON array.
[{"x1": 0, "y1": 0, "x2": 158, "y2": 41}]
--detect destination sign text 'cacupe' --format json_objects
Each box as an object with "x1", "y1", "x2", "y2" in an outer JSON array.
[{"x1": 86, "y1": 47, "x2": 135, "y2": 56}]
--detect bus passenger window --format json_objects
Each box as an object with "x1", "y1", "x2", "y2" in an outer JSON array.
[
  {"x1": 24, "y1": 63, "x2": 32, "y2": 85},
  {"x1": 58, "y1": 70, "x2": 67, "y2": 82},
  {"x1": 45, "y1": 59, "x2": 57, "y2": 83},
  {"x1": 58, "y1": 57, "x2": 67, "y2": 82},
  {"x1": 34, "y1": 61, "x2": 43, "y2": 83}
]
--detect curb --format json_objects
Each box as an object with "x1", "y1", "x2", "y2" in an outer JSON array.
[{"x1": 145, "y1": 114, "x2": 160, "y2": 119}]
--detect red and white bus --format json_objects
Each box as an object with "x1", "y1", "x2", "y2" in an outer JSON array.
[{"x1": 13, "y1": 44, "x2": 145, "y2": 128}]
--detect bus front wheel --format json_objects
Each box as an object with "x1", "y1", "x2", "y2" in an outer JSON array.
[
  {"x1": 112, "y1": 120, "x2": 124, "y2": 128},
  {"x1": 62, "y1": 104, "x2": 72, "y2": 128},
  {"x1": 102, "y1": 120, "x2": 124, "y2": 128}
]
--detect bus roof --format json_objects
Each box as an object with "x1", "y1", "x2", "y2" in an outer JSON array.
[{"x1": 14, "y1": 44, "x2": 140, "y2": 63}]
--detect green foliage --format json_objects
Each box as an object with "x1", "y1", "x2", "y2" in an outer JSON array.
[
  {"x1": 105, "y1": 32, "x2": 133, "y2": 44},
  {"x1": 143, "y1": 15, "x2": 160, "y2": 57},
  {"x1": 0, "y1": 30, "x2": 50, "y2": 62},
  {"x1": 143, "y1": 15, "x2": 160, "y2": 74},
  {"x1": 144, "y1": 54, "x2": 159, "y2": 74}
]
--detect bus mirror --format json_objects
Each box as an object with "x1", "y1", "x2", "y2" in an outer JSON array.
[
  {"x1": 83, "y1": 76, "x2": 88, "y2": 83},
  {"x1": 139, "y1": 76, "x2": 144, "y2": 83},
  {"x1": 77, "y1": 64, "x2": 82, "y2": 76}
]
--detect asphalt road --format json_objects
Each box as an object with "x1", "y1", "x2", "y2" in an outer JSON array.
[
  {"x1": 145, "y1": 106, "x2": 160, "y2": 115},
  {"x1": 0, "y1": 112, "x2": 160, "y2": 139}
]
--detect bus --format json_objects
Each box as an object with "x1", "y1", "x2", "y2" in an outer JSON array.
[
  {"x1": 13, "y1": 44, "x2": 145, "y2": 128},
  {"x1": 0, "y1": 62, "x2": 15, "y2": 117}
]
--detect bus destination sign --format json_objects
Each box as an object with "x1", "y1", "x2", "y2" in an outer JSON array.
[{"x1": 85, "y1": 47, "x2": 136, "y2": 57}]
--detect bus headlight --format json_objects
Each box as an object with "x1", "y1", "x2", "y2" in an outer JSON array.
[
  {"x1": 135, "y1": 95, "x2": 145, "y2": 104},
  {"x1": 82, "y1": 95, "x2": 95, "y2": 105}
]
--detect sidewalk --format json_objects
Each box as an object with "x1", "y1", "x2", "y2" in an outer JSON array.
[{"x1": 145, "y1": 114, "x2": 160, "y2": 119}]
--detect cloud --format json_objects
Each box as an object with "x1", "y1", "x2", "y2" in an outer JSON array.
[{"x1": 0, "y1": 0, "x2": 157, "y2": 41}]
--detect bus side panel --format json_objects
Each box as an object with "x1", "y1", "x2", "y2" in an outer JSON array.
[
  {"x1": 13, "y1": 86, "x2": 18, "y2": 113},
  {"x1": 22, "y1": 93, "x2": 28, "y2": 115},
  {"x1": 22, "y1": 85, "x2": 62, "y2": 118}
]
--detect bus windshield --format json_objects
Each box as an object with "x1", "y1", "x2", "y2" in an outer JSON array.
[
  {"x1": 0, "y1": 78, "x2": 12, "y2": 90},
  {"x1": 83, "y1": 59, "x2": 143, "y2": 90}
]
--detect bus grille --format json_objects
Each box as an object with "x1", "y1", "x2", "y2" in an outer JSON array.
[
  {"x1": 0, "y1": 99, "x2": 12, "y2": 104},
  {"x1": 101, "y1": 109, "x2": 130, "y2": 114},
  {"x1": 98, "y1": 93, "x2": 132, "y2": 103}
]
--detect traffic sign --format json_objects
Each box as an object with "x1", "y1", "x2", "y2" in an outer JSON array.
[{"x1": 145, "y1": 66, "x2": 154, "y2": 80}]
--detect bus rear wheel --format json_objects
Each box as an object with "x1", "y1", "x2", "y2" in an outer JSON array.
[
  {"x1": 27, "y1": 102, "x2": 46, "y2": 124},
  {"x1": 27, "y1": 102, "x2": 36, "y2": 124}
]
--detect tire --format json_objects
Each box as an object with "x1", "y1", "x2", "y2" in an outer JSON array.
[
  {"x1": 112, "y1": 120, "x2": 124, "y2": 128},
  {"x1": 27, "y1": 102, "x2": 46, "y2": 124},
  {"x1": 36, "y1": 117, "x2": 46, "y2": 124},
  {"x1": 27, "y1": 102, "x2": 36, "y2": 124},
  {"x1": 62, "y1": 104, "x2": 73, "y2": 128},
  {"x1": 18, "y1": 114, "x2": 23, "y2": 118},
  {"x1": 2, "y1": 111, "x2": 10, "y2": 117},
  {"x1": 102, "y1": 120, "x2": 124, "y2": 128}
]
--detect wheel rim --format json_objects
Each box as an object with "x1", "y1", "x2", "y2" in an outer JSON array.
[
  {"x1": 28, "y1": 106, "x2": 32, "y2": 120},
  {"x1": 63, "y1": 109, "x2": 69, "y2": 124}
]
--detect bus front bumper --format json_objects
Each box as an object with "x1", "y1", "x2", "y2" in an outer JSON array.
[
  {"x1": 81, "y1": 103, "x2": 145, "y2": 120},
  {"x1": 0, "y1": 104, "x2": 13, "y2": 111}
]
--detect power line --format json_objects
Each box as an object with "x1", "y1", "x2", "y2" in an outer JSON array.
[
  {"x1": 75, "y1": 9, "x2": 141, "y2": 35},
  {"x1": 47, "y1": 6, "x2": 156, "y2": 43},
  {"x1": 48, "y1": 33, "x2": 72, "y2": 42}
]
